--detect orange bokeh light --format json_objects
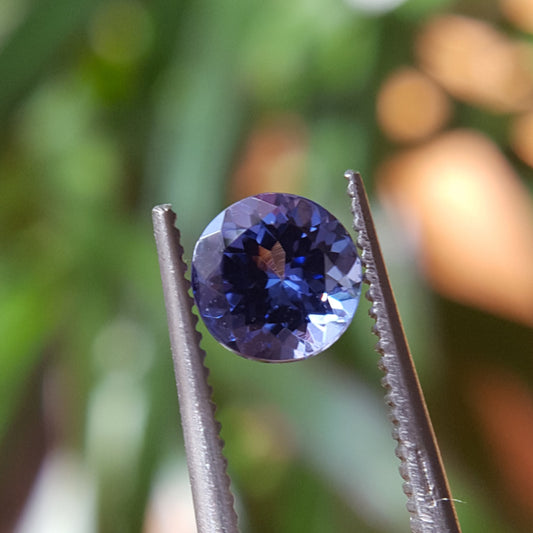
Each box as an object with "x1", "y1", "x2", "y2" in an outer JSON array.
[
  {"x1": 376, "y1": 67, "x2": 452, "y2": 143},
  {"x1": 469, "y1": 366, "x2": 533, "y2": 522},
  {"x1": 500, "y1": 0, "x2": 533, "y2": 34},
  {"x1": 510, "y1": 111, "x2": 533, "y2": 169},
  {"x1": 231, "y1": 116, "x2": 307, "y2": 201},
  {"x1": 416, "y1": 15, "x2": 533, "y2": 113},
  {"x1": 378, "y1": 129, "x2": 533, "y2": 326}
]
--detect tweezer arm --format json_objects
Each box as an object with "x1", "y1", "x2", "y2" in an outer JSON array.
[
  {"x1": 152, "y1": 205, "x2": 239, "y2": 533},
  {"x1": 346, "y1": 171, "x2": 461, "y2": 533}
]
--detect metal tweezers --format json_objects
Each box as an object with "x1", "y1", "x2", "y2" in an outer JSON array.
[{"x1": 152, "y1": 170, "x2": 462, "y2": 533}]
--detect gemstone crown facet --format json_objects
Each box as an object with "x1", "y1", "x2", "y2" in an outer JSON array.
[{"x1": 191, "y1": 193, "x2": 362, "y2": 362}]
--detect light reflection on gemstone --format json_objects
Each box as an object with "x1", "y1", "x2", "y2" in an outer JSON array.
[{"x1": 191, "y1": 193, "x2": 363, "y2": 362}]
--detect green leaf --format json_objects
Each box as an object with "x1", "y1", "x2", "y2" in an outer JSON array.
[{"x1": 0, "y1": 0, "x2": 100, "y2": 118}]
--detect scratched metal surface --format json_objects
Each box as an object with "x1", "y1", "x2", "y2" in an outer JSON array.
[
  {"x1": 152, "y1": 205, "x2": 239, "y2": 533},
  {"x1": 346, "y1": 171, "x2": 461, "y2": 533},
  {"x1": 153, "y1": 176, "x2": 462, "y2": 532}
]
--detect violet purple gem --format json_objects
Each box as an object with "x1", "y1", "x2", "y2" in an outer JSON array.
[{"x1": 191, "y1": 193, "x2": 363, "y2": 362}]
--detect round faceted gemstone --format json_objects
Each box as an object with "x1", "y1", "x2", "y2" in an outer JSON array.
[{"x1": 191, "y1": 193, "x2": 362, "y2": 362}]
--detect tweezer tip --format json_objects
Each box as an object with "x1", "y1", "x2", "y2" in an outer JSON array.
[
  {"x1": 152, "y1": 205, "x2": 177, "y2": 230},
  {"x1": 344, "y1": 171, "x2": 363, "y2": 199},
  {"x1": 152, "y1": 204, "x2": 173, "y2": 216},
  {"x1": 344, "y1": 169, "x2": 361, "y2": 180},
  {"x1": 344, "y1": 169, "x2": 355, "y2": 179}
]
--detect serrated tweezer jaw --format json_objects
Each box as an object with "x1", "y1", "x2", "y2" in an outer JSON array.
[
  {"x1": 152, "y1": 205, "x2": 239, "y2": 533},
  {"x1": 152, "y1": 171, "x2": 461, "y2": 533},
  {"x1": 345, "y1": 170, "x2": 462, "y2": 533}
]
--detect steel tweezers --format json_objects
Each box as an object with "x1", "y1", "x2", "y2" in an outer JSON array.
[{"x1": 152, "y1": 170, "x2": 462, "y2": 533}]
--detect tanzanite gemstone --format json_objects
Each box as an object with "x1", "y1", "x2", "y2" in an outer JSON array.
[{"x1": 191, "y1": 193, "x2": 362, "y2": 362}]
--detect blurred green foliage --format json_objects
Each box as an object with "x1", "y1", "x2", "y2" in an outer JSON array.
[{"x1": 1, "y1": 1, "x2": 532, "y2": 532}]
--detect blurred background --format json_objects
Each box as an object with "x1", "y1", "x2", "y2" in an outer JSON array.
[{"x1": 2, "y1": 0, "x2": 533, "y2": 531}]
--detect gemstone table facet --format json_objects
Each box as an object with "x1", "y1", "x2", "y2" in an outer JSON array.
[{"x1": 191, "y1": 193, "x2": 363, "y2": 362}]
